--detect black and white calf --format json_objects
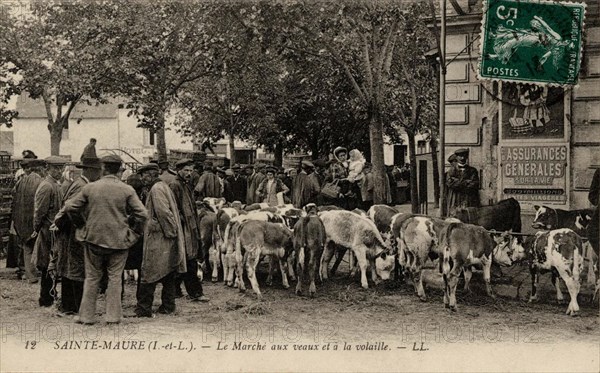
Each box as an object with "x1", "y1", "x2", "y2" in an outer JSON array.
[{"x1": 511, "y1": 228, "x2": 586, "y2": 316}]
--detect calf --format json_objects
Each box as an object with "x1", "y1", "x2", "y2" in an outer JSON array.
[
  {"x1": 511, "y1": 229, "x2": 586, "y2": 316},
  {"x1": 368, "y1": 205, "x2": 403, "y2": 256},
  {"x1": 198, "y1": 208, "x2": 216, "y2": 278},
  {"x1": 211, "y1": 207, "x2": 241, "y2": 282},
  {"x1": 203, "y1": 197, "x2": 227, "y2": 211},
  {"x1": 532, "y1": 205, "x2": 594, "y2": 238},
  {"x1": 396, "y1": 215, "x2": 460, "y2": 301},
  {"x1": 319, "y1": 210, "x2": 395, "y2": 289},
  {"x1": 452, "y1": 198, "x2": 522, "y2": 233},
  {"x1": 293, "y1": 215, "x2": 326, "y2": 297},
  {"x1": 234, "y1": 220, "x2": 294, "y2": 299},
  {"x1": 440, "y1": 222, "x2": 514, "y2": 311},
  {"x1": 223, "y1": 211, "x2": 286, "y2": 286},
  {"x1": 532, "y1": 205, "x2": 597, "y2": 285}
]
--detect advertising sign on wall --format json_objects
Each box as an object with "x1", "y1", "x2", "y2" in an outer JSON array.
[{"x1": 500, "y1": 144, "x2": 568, "y2": 204}]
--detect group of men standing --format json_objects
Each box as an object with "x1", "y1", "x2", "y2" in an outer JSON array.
[{"x1": 11, "y1": 153, "x2": 210, "y2": 325}]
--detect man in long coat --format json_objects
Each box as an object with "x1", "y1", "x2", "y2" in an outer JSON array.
[
  {"x1": 228, "y1": 164, "x2": 247, "y2": 203},
  {"x1": 134, "y1": 163, "x2": 187, "y2": 317},
  {"x1": 247, "y1": 164, "x2": 266, "y2": 205},
  {"x1": 56, "y1": 155, "x2": 147, "y2": 324},
  {"x1": 445, "y1": 148, "x2": 480, "y2": 215},
  {"x1": 169, "y1": 159, "x2": 208, "y2": 302},
  {"x1": 11, "y1": 159, "x2": 44, "y2": 283},
  {"x1": 32, "y1": 156, "x2": 65, "y2": 307},
  {"x1": 194, "y1": 161, "x2": 221, "y2": 201},
  {"x1": 50, "y1": 157, "x2": 102, "y2": 314},
  {"x1": 292, "y1": 161, "x2": 320, "y2": 208}
]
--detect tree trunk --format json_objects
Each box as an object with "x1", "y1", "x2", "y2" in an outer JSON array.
[
  {"x1": 48, "y1": 118, "x2": 66, "y2": 156},
  {"x1": 430, "y1": 136, "x2": 440, "y2": 209},
  {"x1": 369, "y1": 109, "x2": 387, "y2": 204},
  {"x1": 407, "y1": 131, "x2": 419, "y2": 213},
  {"x1": 155, "y1": 111, "x2": 167, "y2": 160},
  {"x1": 228, "y1": 131, "x2": 236, "y2": 165},
  {"x1": 273, "y1": 143, "x2": 283, "y2": 167},
  {"x1": 49, "y1": 126, "x2": 62, "y2": 156}
]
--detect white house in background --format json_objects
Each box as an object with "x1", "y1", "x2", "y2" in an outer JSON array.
[
  {"x1": 0, "y1": 94, "x2": 272, "y2": 164},
  {"x1": 0, "y1": 93, "x2": 421, "y2": 167}
]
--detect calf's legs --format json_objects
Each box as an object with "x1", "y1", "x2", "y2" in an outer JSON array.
[{"x1": 295, "y1": 246, "x2": 305, "y2": 296}]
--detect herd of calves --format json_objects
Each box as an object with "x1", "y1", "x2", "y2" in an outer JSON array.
[{"x1": 189, "y1": 198, "x2": 599, "y2": 317}]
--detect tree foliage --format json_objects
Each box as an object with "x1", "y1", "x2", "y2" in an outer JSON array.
[{"x1": 0, "y1": 0, "x2": 126, "y2": 154}]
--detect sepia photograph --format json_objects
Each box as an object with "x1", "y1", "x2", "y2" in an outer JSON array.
[{"x1": 0, "y1": 0, "x2": 598, "y2": 372}]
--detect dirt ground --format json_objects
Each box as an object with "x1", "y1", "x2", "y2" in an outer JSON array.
[{"x1": 1, "y1": 257, "x2": 598, "y2": 348}]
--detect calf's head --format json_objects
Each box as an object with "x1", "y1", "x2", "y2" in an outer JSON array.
[
  {"x1": 491, "y1": 233, "x2": 519, "y2": 266},
  {"x1": 373, "y1": 250, "x2": 396, "y2": 280},
  {"x1": 532, "y1": 205, "x2": 556, "y2": 230}
]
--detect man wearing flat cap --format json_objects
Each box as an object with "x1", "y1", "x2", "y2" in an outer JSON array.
[
  {"x1": 168, "y1": 159, "x2": 209, "y2": 303},
  {"x1": 31, "y1": 156, "x2": 66, "y2": 307},
  {"x1": 158, "y1": 157, "x2": 177, "y2": 185},
  {"x1": 11, "y1": 158, "x2": 45, "y2": 284},
  {"x1": 55, "y1": 154, "x2": 147, "y2": 324},
  {"x1": 292, "y1": 160, "x2": 320, "y2": 208},
  {"x1": 133, "y1": 163, "x2": 187, "y2": 317},
  {"x1": 446, "y1": 148, "x2": 480, "y2": 215},
  {"x1": 50, "y1": 157, "x2": 103, "y2": 315},
  {"x1": 194, "y1": 161, "x2": 221, "y2": 201}
]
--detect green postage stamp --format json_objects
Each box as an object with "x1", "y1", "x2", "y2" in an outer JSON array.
[{"x1": 479, "y1": 0, "x2": 586, "y2": 86}]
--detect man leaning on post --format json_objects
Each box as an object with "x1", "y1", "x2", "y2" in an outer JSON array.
[{"x1": 54, "y1": 154, "x2": 147, "y2": 325}]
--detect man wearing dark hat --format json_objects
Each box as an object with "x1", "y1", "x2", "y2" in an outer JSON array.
[
  {"x1": 158, "y1": 157, "x2": 177, "y2": 185},
  {"x1": 11, "y1": 158, "x2": 45, "y2": 283},
  {"x1": 55, "y1": 154, "x2": 147, "y2": 324},
  {"x1": 446, "y1": 148, "x2": 480, "y2": 215},
  {"x1": 168, "y1": 159, "x2": 209, "y2": 303},
  {"x1": 50, "y1": 157, "x2": 103, "y2": 315},
  {"x1": 134, "y1": 163, "x2": 187, "y2": 317},
  {"x1": 14, "y1": 150, "x2": 38, "y2": 183},
  {"x1": 228, "y1": 164, "x2": 247, "y2": 203},
  {"x1": 194, "y1": 161, "x2": 221, "y2": 201},
  {"x1": 292, "y1": 160, "x2": 320, "y2": 208},
  {"x1": 32, "y1": 156, "x2": 66, "y2": 307}
]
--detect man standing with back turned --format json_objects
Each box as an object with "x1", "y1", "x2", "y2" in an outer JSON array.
[{"x1": 55, "y1": 155, "x2": 147, "y2": 324}]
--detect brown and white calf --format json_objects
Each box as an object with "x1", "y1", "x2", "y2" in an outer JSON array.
[
  {"x1": 198, "y1": 207, "x2": 216, "y2": 280},
  {"x1": 367, "y1": 205, "x2": 402, "y2": 248},
  {"x1": 440, "y1": 222, "x2": 514, "y2": 311},
  {"x1": 511, "y1": 228, "x2": 587, "y2": 316},
  {"x1": 234, "y1": 220, "x2": 294, "y2": 299},
  {"x1": 223, "y1": 211, "x2": 286, "y2": 286},
  {"x1": 319, "y1": 210, "x2": 396, "y2": 289},
  {"x1": 395, "y1": 215, "x2": 461, "y2": 301},
  {"x1": 293, "y1": 214, "x2": 326, "y2": 297},
  {"x1": 210, "y1": 207, "x2": 241, "y2": 282}
]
